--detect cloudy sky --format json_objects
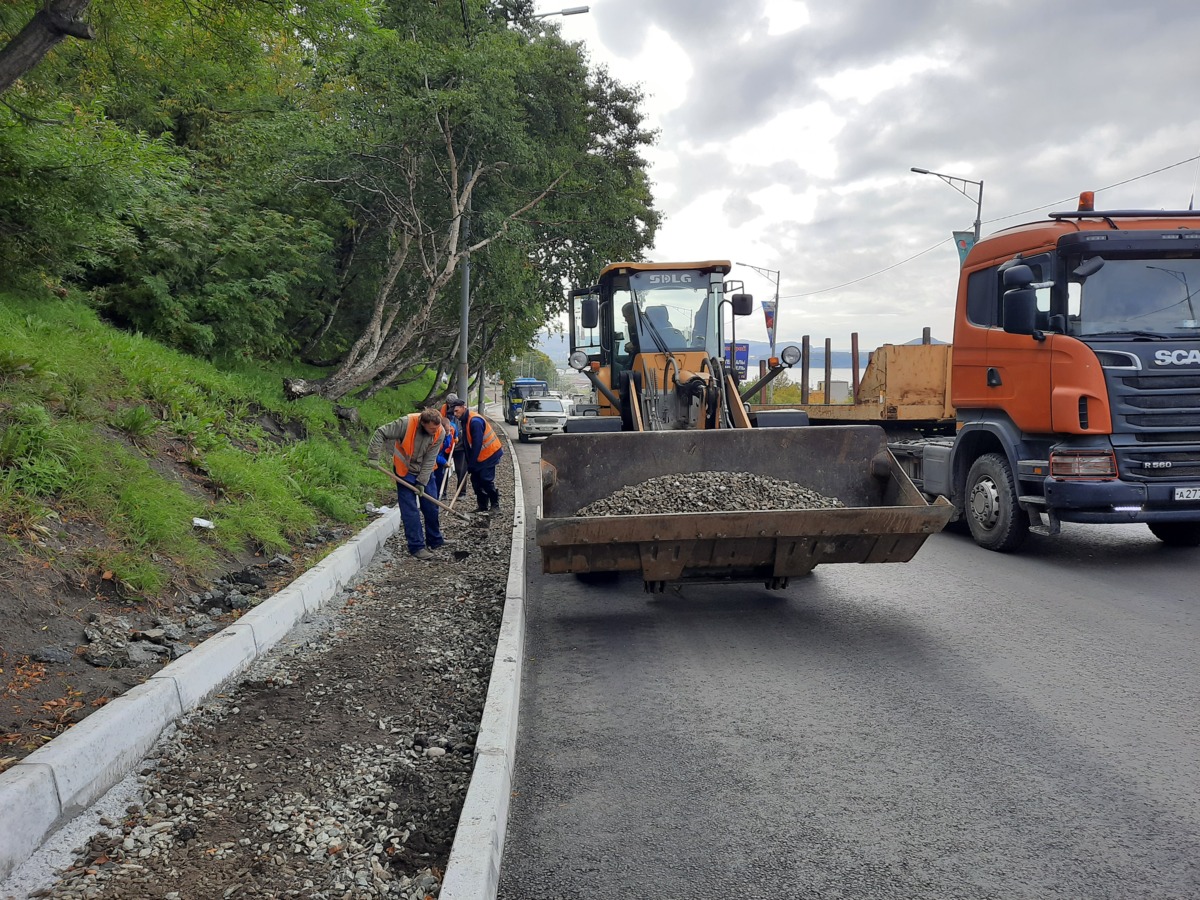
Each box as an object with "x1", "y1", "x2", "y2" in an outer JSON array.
[{"x1": 541, "y1": 0, "x2": 1200, "y2": 352}]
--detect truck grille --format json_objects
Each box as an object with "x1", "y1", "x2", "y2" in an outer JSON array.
[{"x1": 1110, "y1": 371, "x2": 1200, "y2": 479}]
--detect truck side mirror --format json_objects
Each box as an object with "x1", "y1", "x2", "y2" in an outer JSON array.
[
  {"x1": 1002, "y1": 264, "x2": 1034, "y2": 289},
  {"x1": 1002, "y1": 289, "x2": 1038, "y2": 335},
  {"x1": 580, "y1": 296, "x2": 599, "y2": 329},
  {"x1": 731, "y1": 293, "x2": 753, "y2": 316},
  {"x1": 1001, "y1": 264, "x2": 1039, "y2": 335}
]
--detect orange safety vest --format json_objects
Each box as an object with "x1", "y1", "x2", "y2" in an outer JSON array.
[
  {"x1": 464, "y1": 411, "x2": 501, "y2": 463},
  {"x1": 436, "y1": 425, "x2": 456, "y2": 469},
  {"x1": 392, "y1": 414, "x2": 444, "y2": 478}
]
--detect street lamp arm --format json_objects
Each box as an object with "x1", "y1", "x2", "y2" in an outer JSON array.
[
  {"x1": 911, "y1": 166, "x2": 985, "y2": 242},
  {"x1": 531, "y1": 6, "x2": 590, "y2": 18},
  {"x1": 735, "y1": 261, "x2": 780, "y2": 284}
]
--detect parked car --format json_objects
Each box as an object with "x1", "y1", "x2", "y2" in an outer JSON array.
[{"x1": 517, "y1": 397, "x2": 568, "y2": 442}]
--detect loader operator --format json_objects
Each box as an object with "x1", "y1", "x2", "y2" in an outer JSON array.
[
  {"x1": 621, "y1": 301, "x2": 640, "y2": 359},
  {"x1": 367, "y1": 408, "x2": 447, "y2": 561}
]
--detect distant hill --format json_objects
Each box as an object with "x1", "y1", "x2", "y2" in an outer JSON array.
[{"x1": 535, "y1": 329, "x2": 947, "y2": 369}]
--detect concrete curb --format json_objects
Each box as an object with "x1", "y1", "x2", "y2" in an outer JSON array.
[
  {"x1": 0, "y1": 506, "x2": 403, "y2": 881},
  {"x1": 441, "y1": 429, "x2": 527, "y2": 900}
]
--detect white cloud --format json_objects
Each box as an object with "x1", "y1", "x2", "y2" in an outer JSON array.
[
  {"x1": 815, "y1": 54, "x2": 949, "y2": 104},
  {"x1": 731, "y1": 104, "x2": 843, "y2": 175},
  {"x1": 549, "y1": 1, "x2": 1200, "y2": 352},
  {"x1": 763, "y1": 0, "x2": 810, "y2": 37}
]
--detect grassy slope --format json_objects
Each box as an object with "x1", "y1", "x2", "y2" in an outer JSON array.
[{"x1": 0, "y1": 290, "x2": 428, "y2": 596}]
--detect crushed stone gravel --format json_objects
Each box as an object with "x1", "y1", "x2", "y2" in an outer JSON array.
[
  {"x1": 576, "y1": 471, "x2": 846, "y2": 517},
  {"x1": 2, "y1": 458, "x2": 516, "y2": 900}
]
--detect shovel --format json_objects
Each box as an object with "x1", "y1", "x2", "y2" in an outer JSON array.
[
  {"x1": 448, "y1": 470, "x2": 470, "y2": 510},
  {"x1": 375, "y1": 464, "x2": 472, "y2": 522}
]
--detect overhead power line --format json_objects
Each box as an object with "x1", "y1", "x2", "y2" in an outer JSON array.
[{"x1": 780, "y1": 152, "x2": 1200, "y2": 300}]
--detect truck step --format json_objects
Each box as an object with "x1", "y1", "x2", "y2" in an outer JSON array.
[
  {"x1": 1023, "y1": 502, "x2": 1061, "y2": 537},
  {"x1": 1018, "y1": 495, "x2": 1047, "y2": 506}
]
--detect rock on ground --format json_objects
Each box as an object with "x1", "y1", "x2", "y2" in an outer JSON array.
[{"x1": 2, "y1": 460, "x2": 516, "y2": 900}]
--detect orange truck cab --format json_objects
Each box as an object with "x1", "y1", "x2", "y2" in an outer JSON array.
[{"x1": 890, "y1": 193, "x2": 1200, "y2": 551}]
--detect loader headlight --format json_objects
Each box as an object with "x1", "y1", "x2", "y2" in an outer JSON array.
[
  {"x1": 568, "y1": 350, "x2": 589, "y2": 371},
  {"x1": 780, "y1": 345, "x2": 801, "y2": 367}
]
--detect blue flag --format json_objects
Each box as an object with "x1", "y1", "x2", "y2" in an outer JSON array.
[{"x1": 953, "y1": 231, "x2": 976, "y2": 266}]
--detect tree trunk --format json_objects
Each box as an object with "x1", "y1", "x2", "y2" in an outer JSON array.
[
  {"x1": 300, "y1": 224, "x2": 363, "y2": 358},
  {"x1": 0, "y1": 0, "x2": 94, "y2": 95}
]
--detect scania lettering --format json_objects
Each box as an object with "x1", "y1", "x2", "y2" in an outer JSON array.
[{"x1": 1155, "y1": 349, "x2": 1200, "y2": 365}]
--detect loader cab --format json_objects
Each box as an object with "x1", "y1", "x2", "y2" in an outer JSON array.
[{"x1": 581, "y1": 261, "x2": 733, "y2": 379}]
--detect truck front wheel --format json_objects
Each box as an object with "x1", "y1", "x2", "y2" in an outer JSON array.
[
  {"x1": 1148, "y1": 522, "x2": 1200, "y2": 547},
  {"x1": 964, "y1": 453, "x2": 1028, "y2": 553}
]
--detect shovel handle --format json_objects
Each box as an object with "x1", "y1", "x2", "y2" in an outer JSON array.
[
  {"x1": 375, "y1": 464, "x2": 472, "y2": 521},
  {"x1": 448, "y1": 468, "x2": 470, "y2": 510}
]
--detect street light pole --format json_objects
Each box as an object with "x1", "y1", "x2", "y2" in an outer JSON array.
[
  {"x1": 735, "y1": 261, "x2": 781, "y2": 354},
  {"x1": 911, "y1": 167, "x2": 984, "y2": 242},
  {"x1": 735, "y1": 261, "x2": 781, "y2": 403},
  {"x1": 456, "y1": 191, "x2": 471, "y2": 400}
]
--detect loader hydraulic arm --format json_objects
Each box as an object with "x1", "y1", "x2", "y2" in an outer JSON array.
[{"x1": 579, "y1": 365, "x2": 623, "y2": 410}]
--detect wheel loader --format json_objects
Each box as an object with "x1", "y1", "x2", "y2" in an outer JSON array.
[{"x1": 535, "y1": 260, "x2": 953, "y2": 590}]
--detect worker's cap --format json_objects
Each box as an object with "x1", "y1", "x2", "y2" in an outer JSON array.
[
  {"x1": 444, "y1": 393, "x2": 460, "y2": 406},
  {"x1": 449, "y1": 397, "x2": 467, "y2": 410}
]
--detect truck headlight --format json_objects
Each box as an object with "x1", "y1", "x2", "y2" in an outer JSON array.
[
  {"x1": 780, "y1": 345, "x2": 801, "y2": 367},
  {"x1": 568, "y1": 350, "x2": 589, "y2": 371},
  {"x1": 1050, "y1": 449, "x2": 1117, "y2": 478}
]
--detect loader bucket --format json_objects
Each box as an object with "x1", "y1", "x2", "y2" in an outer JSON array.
[{"x1": 536, "y1": 425, "x2": 953, "y2": 588}]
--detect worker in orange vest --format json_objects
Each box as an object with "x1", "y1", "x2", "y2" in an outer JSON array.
[
  {"x1": 368, "y1": 408, "x2": 447, "y2": 560},
  {"x1": 433, "y1": 414, "x2": 457, "y2": 499},
  {"x1": 439, "y1": 395, "x2": 468, "y2": 489},
  {"x1": 451, "y1": 400, "x2": 504, "y2": 513}
]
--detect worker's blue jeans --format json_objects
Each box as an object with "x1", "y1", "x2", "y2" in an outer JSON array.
[
  {"x1": 396, "y1": 476, "x2": 443, "y2": 554},
  {"x1": 469, "y1": 463, "x2": 500, "y2": 509}
]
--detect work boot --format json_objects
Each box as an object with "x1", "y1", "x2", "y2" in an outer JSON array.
[
  {"x1": 476, "y1": 501, "x2": 490, "y2": 513},
  {"x1": 489, "y1": 496, "x2": 500, "y2": 510},
  {"x1": 411, "y1": 548, "x2": 436, "y2": 561}
]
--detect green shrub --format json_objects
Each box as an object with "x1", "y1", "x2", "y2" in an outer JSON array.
[{"x1": 112, "y1": 404, "x2": 160, "y2": 440}]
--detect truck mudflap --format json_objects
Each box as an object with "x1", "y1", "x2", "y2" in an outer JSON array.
[{"x1": 536, "y1": 426, "x2": 954, "y2": 589}]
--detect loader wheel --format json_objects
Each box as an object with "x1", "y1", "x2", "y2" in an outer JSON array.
[
  {"x1": 1148, "y1": 522, "x2": 1200, "y2": 547},
  {"x1": 965, "y1": 453, "x2": 1028, "y2": 553}
]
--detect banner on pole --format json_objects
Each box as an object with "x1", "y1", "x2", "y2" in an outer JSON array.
[
  {"x1": 953, "y1": 231, "x2": 976, "y2": 266},
  {"x1": 761, "y1": 300, "x2": 777, "y2": 354}
]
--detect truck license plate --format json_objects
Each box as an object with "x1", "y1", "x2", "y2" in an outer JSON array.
[{"x1": 1175, "y1": 487, "x2": 1200, "y2": 501}]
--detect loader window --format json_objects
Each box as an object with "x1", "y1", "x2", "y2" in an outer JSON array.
[
  {"x1": 571, "y1": 289, "x2": 602, "y2": 361},
  {"x1": 615, "y1": 270, "x2": 710, "y2": 354}
]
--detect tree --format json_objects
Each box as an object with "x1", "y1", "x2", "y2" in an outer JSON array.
[
  {"x1": 282, "y1": 3, "x2": 658, "y2": 402},
  {"x1": 513, "y1": 350, "x2": 557, "y2": 385},
  {"x1": 0, "y1": 0, "x2": 92, "y2": 95}
]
